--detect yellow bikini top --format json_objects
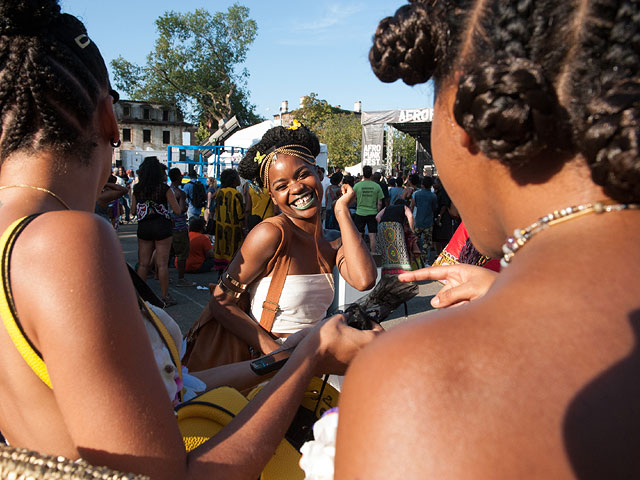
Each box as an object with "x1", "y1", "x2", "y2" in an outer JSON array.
[{"x1": 0, "y1": 215, "x2": 182, "y2": 397}]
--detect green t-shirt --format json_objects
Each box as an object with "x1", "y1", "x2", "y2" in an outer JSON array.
[{"x1": 353, "y1": 179, "x2": 384, "y2": 216}]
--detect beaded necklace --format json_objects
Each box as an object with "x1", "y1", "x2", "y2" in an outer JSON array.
[{"x1": 501, "y1": 201, "x2": 640, "y2": 267}]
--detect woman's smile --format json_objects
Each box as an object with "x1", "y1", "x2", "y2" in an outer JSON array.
[{"x1": 291, "y1": 191, "x2": 316, "y2": 210}]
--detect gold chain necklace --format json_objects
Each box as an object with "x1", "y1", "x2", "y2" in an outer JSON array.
[
  {"x1": 501, "y1": 201, "x2": 640, "y2": 267},
  {"x1": 0, "y1": 184, "x2": 71, "y2": 210}
]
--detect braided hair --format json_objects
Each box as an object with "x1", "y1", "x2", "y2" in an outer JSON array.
[
  {"x1": 370, "y1": 0, "x2": 640, "y2": 202},
  {"x1": 0, "y1": 0, "x2": 111, "y2": 164},
  {"x1": 238, "y1": 124, "x2": 320, "y2": 189}
]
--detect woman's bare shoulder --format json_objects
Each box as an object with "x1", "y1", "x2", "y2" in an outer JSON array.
[
  {"x1": 228, "y1": 220, "x2": 283, "y2": 281},
  {"x1": 336, "y1": 307, "x2": 500, "y2": 478}
]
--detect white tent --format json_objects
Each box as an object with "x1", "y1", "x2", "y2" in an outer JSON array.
[
  {"x1": 222, "y1": 119, "x2": 328, "y2": 171},
  {"x1": 224, "y1": 119, "x2": 280, "y2": 152},
  {"x1": 344, "y1": 162, "x2": 362, "y2": 176}
]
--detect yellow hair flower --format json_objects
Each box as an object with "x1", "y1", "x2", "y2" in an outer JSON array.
[
  {"x1": 254, "y1": 151, "x2": 265, "y2": 163},
  {"x1": 288, "y1": 119, "x2": 301, "y2": 131}
]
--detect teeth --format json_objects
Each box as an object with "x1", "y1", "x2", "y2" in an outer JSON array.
[{"x1": 293, "y1": 194, "x2": 311, "y2": 207}]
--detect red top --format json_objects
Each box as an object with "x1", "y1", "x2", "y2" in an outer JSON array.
[{"x1": 183, "y1": 232, "x2": 213, "y2": 272}]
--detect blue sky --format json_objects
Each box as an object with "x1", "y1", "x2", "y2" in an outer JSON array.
[{"x1": 60, "y1": 0, "x2": 434, "y2": 119}]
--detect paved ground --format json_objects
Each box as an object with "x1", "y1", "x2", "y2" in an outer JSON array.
[{"x1": 117, "y1": 222, "x2": 441, "y2": 334}]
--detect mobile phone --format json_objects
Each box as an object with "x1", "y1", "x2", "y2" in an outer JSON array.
[{"x1": 250, "y1": 348, "x2": 293, "y2": 375}]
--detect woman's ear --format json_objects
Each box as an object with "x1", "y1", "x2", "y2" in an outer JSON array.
[
  {"x1": 459, "y1": 127, "x2": 479, "y2": 155},
  {"x1": 97, "y1": 95, "x2": 119, "y2": 144}
]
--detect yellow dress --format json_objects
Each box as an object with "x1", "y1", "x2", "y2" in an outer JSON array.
[{"x1": 213, "y1": 187, "x2": 245, "y2": 270}]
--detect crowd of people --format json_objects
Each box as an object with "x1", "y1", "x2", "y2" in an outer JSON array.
[{"x1": 0, "y1": 0, "x2": 638, "y2": 478}]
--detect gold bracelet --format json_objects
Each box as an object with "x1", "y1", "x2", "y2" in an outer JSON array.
[
  {"x1": 223, "y1": 271, "x2": 248, "y2": 290},
  {"x1": 217, "y1": 278, "x2": 244, "y2": 300}
]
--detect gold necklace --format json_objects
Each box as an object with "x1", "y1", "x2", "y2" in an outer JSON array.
[
  {"x1": 501, "y1": 201, "x2": 640, "y2": 267},
  {"x1": 0, "y1": 184, "x2": 71, "y2": 210}
]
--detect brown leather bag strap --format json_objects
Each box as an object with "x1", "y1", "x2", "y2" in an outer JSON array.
[{"x1": 258, "y1": 216, "x2": 292, "y2": 332}]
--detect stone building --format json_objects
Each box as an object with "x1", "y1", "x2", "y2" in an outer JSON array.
[{"x1": 112, "y1": 100, "x2": 193, "y2": 170}]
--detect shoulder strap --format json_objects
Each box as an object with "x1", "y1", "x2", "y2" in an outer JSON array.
[
  {"x1": 0, "y1": 215, "x2": 52, "y2": 388},
  {"x1": 258, "y1": 216, "x2": 292, "y2": 332},
  {"x1": 260, "y1": 196, "x2": 271, "y2": 220}
]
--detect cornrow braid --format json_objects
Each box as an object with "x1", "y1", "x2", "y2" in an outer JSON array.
[
  {"x1": 571, "y1": 0, "x2": 640, "y2": 202},
  {"x1": 453, "y1": 0, "x2": 572, "y2": 165},
  {"x1": 0, "y1": 0, "x2": 111, "y2": 164},
  {"x1": 371, "y1": 0, "x2": 640, "y2": 200}
]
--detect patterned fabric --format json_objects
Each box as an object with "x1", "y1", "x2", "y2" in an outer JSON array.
[
  {"x1": 414, "y1": 226, "x2": 433, "y2": 265},
  {"x1": 136, "y1": 200, "x2": 170, "y2": 222},
  {"x1": 376, "y1": 221, "x2": 412, "y2": 275},
  {"x1": 213, "y1": 187, "x2": 244, "y2": 270}
]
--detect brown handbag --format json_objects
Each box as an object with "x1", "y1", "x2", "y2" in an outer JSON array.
[{"x1": 182, "y1": 216, "x2": 293, "y2": 371}]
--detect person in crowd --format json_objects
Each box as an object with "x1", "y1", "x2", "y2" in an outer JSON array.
[
  {"x1": 324, "y1": 171, "x2": 343, "y2": 231},
  {"x1": 242, "y1": 174, "x2": 274, "y2": 234},
  {"x1": 0, "y1": 3, "x2": 380, "y2": 479},
  {"x1": 116, "y1": 165, "x2": 131, "y2": 223},
  {"x1": 168, "y1": 168, "x2": 195, "y2": 287},
  {"x1": 318, "y1": 166, "x2": 332, "y2": 224},
  {"x1": 213, "y1": 168, "x2": 245, "y2": 272},
  {"x1": 336, "y1": 0, "x2": 640, "y2": 478},
  {"x1": 353, "y1": 165, "x2": 384, "y2": 252},
  {"x1": 131, "y1": 156, "x2": 181, "y2": 307},
  {"x1": 375, "y1": 199, "x2": 415, "y2": 275},
  {"x1": 95, "y1": 175, "x2": 127, "y2": 226},
  {"x1": 387, "y1": 177, "x2": 404, "y2": 206},
  {"x1": 205, "y1": 176, "x2": 217, "y2": 234},
  {"x1": 410, "y1": 176, "x2": 438, "y2": 266},
  {"x1": 372, "y1": 171, "x2": 390, "y2": 207},
  {"x1": 183, "y1": 170, "x2": 205, "y2": 220},
  {"x1": 432, "y1": 177, "x2": 457, "y2": 253},
  {"x1": 401, "y1": 172, "x2": 420, "y2": 201},
  {"x1": 182, "y1": 217, "x2": 216, "y2": 273},
  {"x1": 204, "y1": 124, "x2": 378, "y2": 358}
]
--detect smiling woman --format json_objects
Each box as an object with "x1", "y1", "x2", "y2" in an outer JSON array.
[{"x1": 192, "y1": 124, "x2": 379, "y2": 366}]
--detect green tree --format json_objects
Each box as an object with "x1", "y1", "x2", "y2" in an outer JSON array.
[
  {"x1": 111, "y1": 4, "x2": 261, "y2": 136},
  {"x1": 293, "y1": 93, "x2": 342, "y2": 132},
  {"x1": 292, "y1": 93, "x2": 361, "y2": 168},
  {"x1": 391, "y1": 129, "x2": 417, "y2": 172},
  {"x1": 318, "y1": 115, "x2": 362, "y2": 169}
]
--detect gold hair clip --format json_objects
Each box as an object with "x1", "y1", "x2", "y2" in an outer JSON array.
[
  {"x1": 288, "y1": 119, "x2": 301, "y2": 130},
  {"x1": 254, "y1": 151, "x2": 265, "y2": 163}
]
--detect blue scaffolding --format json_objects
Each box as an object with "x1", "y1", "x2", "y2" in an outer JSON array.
[{"x1": 166, "y1": 145, "x2": 247, "y2": 184}]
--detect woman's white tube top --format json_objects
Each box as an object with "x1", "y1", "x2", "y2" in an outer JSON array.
[{"x1": 249, "y1": 273, "x2": 335, "y2": 334}]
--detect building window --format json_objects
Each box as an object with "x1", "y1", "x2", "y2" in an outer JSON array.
[
  {"x1": 122, "y1": 128, "x2": 131, "y2": 142},
  {"x1": 162, "y1": 130, "x2": 171, "y2": 144},
  {"x1": 143, "y1": 108, "x2": 150, "y2": 120},
  {"x1": 163, "y1": 109, "x2": 169, "y2": 121},
  {"x1": 123, "y1": 106, "x2": 130, "y2": 117},
  {"x1": 143, "y1": 129, "x2": 151, "y2": 143}
]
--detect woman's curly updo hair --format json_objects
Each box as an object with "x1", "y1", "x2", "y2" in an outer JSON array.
[
  {"x1": 0, "y1": 0, "x2": 111, "y2": 164},
  {"x1": 370, "y1": 0, "x2": 640, "y2": 202},
  {"x1": 238, "y1": 123, "x2": 320, "y2": 188}
]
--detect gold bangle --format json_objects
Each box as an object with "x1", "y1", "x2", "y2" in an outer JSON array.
[
  {"x1": 223, "y1": 271, "x2": 248, "y2": 290},
  {"x1": 217, "y1": 278, "x2": 244, "y2": 300}
]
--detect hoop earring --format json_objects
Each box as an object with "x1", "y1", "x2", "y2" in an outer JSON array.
[{"x1": 110, "y1": 139, "x2": 121, "y2": 148}]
